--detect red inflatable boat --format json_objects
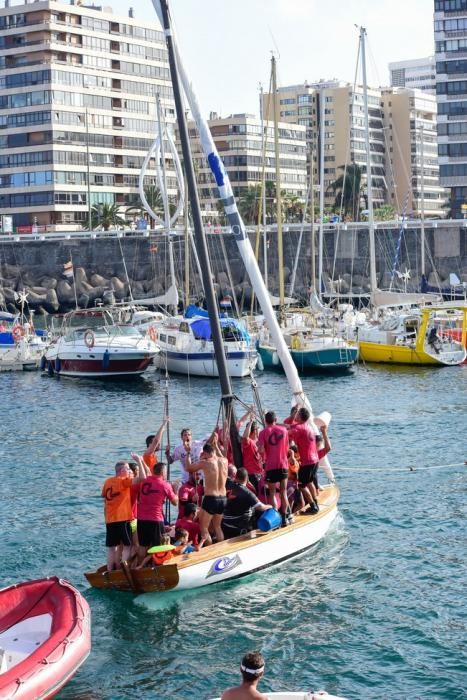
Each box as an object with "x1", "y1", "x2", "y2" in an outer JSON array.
[{"x1": 0, "y1": 577, "x2": 91, "y2": 699}]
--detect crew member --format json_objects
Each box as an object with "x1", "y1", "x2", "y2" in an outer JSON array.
[
  {"x1": 133, "y1": 461, "x2": 178, "y2": 561},
  {"x1": 222, "y1": 468, "x2": 272, "y2": 538},
  {"x1": 257, "y1": 411, "x2": 290, "y2": 525},
  {"x1": 102, "y1": 461, "x2": 135, "y2": 571}
]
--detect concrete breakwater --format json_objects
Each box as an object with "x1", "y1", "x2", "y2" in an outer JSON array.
[{"x1": 0, "y1": 223, "x2": 466, "y2": 315}]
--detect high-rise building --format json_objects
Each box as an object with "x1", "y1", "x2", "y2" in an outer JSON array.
[
  {"x1": 434, "y1": 0, "x2": 467, "y2": 218},
  {"x1": 389, "y1": 57, "x2": 436, "y2": 93},
  {"x1": 0, "y1": 0, "x2": 174, "y2": 232},
  {"x1": 264, "y1": 82, "x2": 387, "y2": 213},
  {"x1": 382, "y1": 88, "x2": 448, "y2": 217},
  {"x1": 189, "y1": 113, "x2": 307, "y2": 222}
]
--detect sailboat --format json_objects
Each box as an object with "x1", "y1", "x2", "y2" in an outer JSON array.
[
  {"x1": 85, "y1": 0, "x2": 339, "y2": 594},
  {"x1": 257, "y1": 57, "x2": 358, "y2": 373},
  {"x1": 352, "y1": 27, "x2": 467, "y2": 366}
]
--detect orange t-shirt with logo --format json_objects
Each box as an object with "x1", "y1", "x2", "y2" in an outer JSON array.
[{"x1": 102, "y1": 476, "x2": 133, "y2": 523}]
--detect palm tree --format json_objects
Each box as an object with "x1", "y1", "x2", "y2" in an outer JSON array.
[
  {"x1": 237, "y1": 186, "x2": 262, "y2": 224},
  {"x1": 329, "y1": 162, "x2": 363, "y2": 221},
  {"x1": 282, "y1": 192, "x2": 304, "y2": 223},
  {"x1": 91, "y1": 203, "x2": 126, "y2": 231}
]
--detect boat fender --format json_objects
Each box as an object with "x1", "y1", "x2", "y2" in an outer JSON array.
[
  {"x1": 47, "y1": 361, "x2": 54, "y2": 377},
  {"x1": 257, "y1": 509, "x2": 282, "y2": 532},
  {"x1": 40, "y1": 355, "x2": 47, "y2": 371},
  {"x1": 148, "y1": 326, "x2": 157, "y2": 342},
  {"x1": 272, "y1": 351, "x2": 279, "y2": 366},
  {"x1": 84, "y1": 329, "x2": 95, "y2": 349},
  {"x1": 256, "y1": 354, "x2": 264, "y2": 371},
  {"x1": 102, "y1": 349, "x2": 110, "y2": 370},
  {"x1": 12, "y1": 325, "x2": 24, "y2": 343},
  {"x1": 55, "y1": 357, "x2": 61, "y2": 373}
]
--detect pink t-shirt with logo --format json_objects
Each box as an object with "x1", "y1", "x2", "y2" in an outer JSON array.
[
  {"x1": 242, "y1": 437, "x2": 263, "y2": 475},
  {"x1": 258, "y1": 424, "x2": 289, "y2": 472},
  {"x1": 289, "y1": 422, "x2": 319, "y2": 465},
  {"x1": 136, "y1": 475, "x2": 175, "y2": 522}
]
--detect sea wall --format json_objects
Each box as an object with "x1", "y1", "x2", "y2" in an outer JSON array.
[{"x1": 0, "y1": 224, "x2": 466, "y2": 314}]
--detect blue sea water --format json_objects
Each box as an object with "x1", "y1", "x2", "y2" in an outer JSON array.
[{"x1": 1, "y1": 364, "x2": 466, "y2": 699}]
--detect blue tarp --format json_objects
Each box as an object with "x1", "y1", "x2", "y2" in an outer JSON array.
[
  {"x1": 184, "y1": 304, "x2": 209, "y2": 319},
  {"x1": 190, "y1": 316, "x2": 251, "y2": 342}
]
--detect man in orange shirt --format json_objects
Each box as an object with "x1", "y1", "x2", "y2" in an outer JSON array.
[{"x1": 102, "y1": 461, "x2": 135, "y2": 571}]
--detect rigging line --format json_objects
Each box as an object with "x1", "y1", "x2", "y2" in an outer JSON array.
[
  {"x1": 389, "y1": 189, "x2": 411, "y2": 290},
  {"x1": 334, "y1": 461, "x2": 465, "y2": 473}
]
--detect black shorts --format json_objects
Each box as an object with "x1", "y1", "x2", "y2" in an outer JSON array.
[
  {"x1": 265, "y1": 468, "x2": 288, "y2": 484},
  {"x1": 106, "y1": 521, "x2": 132, "y2": 547},
  {"x1": 137, "y1": 519, "x2": 164, "y2": 548},
  {"x1": 201, "y1": 495, "x2": 227, "y2": 515},
  {"x1": 298, "y1": 463, "x2": 319, "y2": 488}
]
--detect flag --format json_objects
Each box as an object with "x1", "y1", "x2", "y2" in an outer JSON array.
[{"x1": 63, "y1": 261, "x2": 74, "y2": 279}]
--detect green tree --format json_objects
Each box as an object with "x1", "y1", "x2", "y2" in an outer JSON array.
[
  {"x1": 329, "y1": 162, "x2": 363, "y2": 221},
  {"x1": 237, "y1": 186, "x2": 262, "y2": 225},
  {"x1": 282, "y1": 192, "x2": 304, "y2": 223},
  {"x1": 374, "y1": 204, "x2": 396, "y2": 221},
  {"x1": 91, "y1": 203, "x2": 126, "y2": 231}
]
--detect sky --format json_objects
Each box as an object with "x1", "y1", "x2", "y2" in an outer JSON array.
[{"x1": 109, "y1": 0, "x2": 435, "y2": 117}]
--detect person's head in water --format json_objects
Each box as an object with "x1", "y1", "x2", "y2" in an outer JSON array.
[{"x1": 240, "y1": 651, "x2": 265, "y2": 684}]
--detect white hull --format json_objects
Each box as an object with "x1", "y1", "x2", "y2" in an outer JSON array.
[
  {"x1": 171, "y1": 487, "x2": 338, "y2": 591},
  {"x1": 155, "y1": 350, "x2": 257, "y2": 378}
]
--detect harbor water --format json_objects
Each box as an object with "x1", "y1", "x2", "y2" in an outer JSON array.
[{"x1": 1, "y1": 364, "x2": 466, "y2": 699}]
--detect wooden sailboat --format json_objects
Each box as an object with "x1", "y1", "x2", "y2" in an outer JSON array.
[{"x1": 85, "y1": 0, "x2": 340, "y2": 594}]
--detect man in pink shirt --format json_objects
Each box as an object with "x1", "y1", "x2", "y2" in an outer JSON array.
[
  {"x1": 241, "y1": 413, "x2": 264, "y2": 492},
  {"x1": 133, "y1": 461, "x2": 178, "y2": 559},
  {"x1": 289, "y1": 407, "x2": 321, "y2": 513},
  {"x1": 257, "y1": 411, "x2": 290, "y2": 525}
]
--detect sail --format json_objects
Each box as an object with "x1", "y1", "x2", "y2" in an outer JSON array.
[
  {"x1": 152, "y1": 0, "x2": 307, "y2": 409},
  {"x1": 131, "y1": 283, "x2": 179, "y2": 308}
]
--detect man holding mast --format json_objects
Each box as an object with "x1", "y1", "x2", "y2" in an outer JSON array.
[{"x1": 185, "y1": 434, "x2": 228, "y2": 545}]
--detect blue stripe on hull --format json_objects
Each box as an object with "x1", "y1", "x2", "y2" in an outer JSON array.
[{"x1": 162, "y1": 350, "x2": 256, "y2": 361}]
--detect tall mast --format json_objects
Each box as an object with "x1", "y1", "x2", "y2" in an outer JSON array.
[
  {"x1": 360, "y1": 26, "x2": 377, "y2": 294},
  {"x1": 259, "y1": 83, "x2": 268, "y2": 289},
  {"x1": 271, "y1": 55, "x2": 284, "y2": 311},
  {"x1": 420, "y1": 124, "x2": 426, "y2": 277},
  {"x1": 310, "y1": 135, "x2": 316, "y2": 293},
  {"x1": 152, "y1": 0, "x2": 308, "y2": 410},
  {"x1": 318, "y1": 90, "x2": 325, "y2": 299},
  {"x1": 158, "y1": 0, "x2": 242, "y2": 465}
]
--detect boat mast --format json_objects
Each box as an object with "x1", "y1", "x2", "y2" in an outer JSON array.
[
  {"x1": 360, "y1": 26, "x2": 377, "y2": 294},
  {"x1": 420, "y1": 124, "x2": 426, "y2": 277},
  {"x1": 318, "y1": 90, "x2": 325, "y2": 299},
  {"x1": 158, "y1": 0, "x2": 242, "y2": 465},
  {"x1": 259, "y1": 83, "x2": 268, "y2": 289},
  {"x1": 310, "y1": 136, "x2": 316, "y2": 293},
  {"x1": 272, "y1": 55, "x2": 284, "y2": 314},
  {"x1": 152, "y1": 0, "x2": 308, "y2": 409}
]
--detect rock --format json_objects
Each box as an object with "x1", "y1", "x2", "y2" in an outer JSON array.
[
  {"x1": 16, "y1": 271, "x2": 36, "y2": 288},
  {"x1": 39, "y1": 276, "x2": 57, "y2": 290},
  {"x1": 56, "y1": 280, "x2": 75, "y2": 305},
  {"x1": 3, "y1": 287, "x2": 16, "y2": 304},
  {"x1": 90, "y1": 273, "x2": 107, "y2": 287},
  {"x1": 3, "y1": 264, "x2": 20, "y2": 278},
  {"x1": 103, "y1": 290, "x2": 116, "y2": 306},
  {"x1": 217, "y1": 271, "x2": 229, "y2": 288},
  {"x1": 44, "y1": 289, "x2": 59, "y2": 313},
  {"x1": 78, "y1": 293, "x2": 90, "y2": 308},
  {"x1": 32, "y1": 286, "x2": 48, "y2": 296},
  {"x1": 110, "y1": 276, "x2": 126, "y2": 300},
  {"x1": 74, "y1": 267, "x2": 88, "y2": 284},
  {"x1": 26, "y1": 290, "x2": 47, "y2": 309},
  {"x1": 6, "y1": 303, "x2": 17, "y2": 314}
]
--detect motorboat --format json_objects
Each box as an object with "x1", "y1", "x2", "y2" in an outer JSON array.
[
  {"x1": 85, "y1": 484, "x2": 339, "y2": 593},
  {"x1": 0, "y1": 311, "x2": 48, "y2": 371},
  {"x1": 154, "y1": 307, "x2": 258, "y2": 378},
  {"x1": 357, "y1": 304, "x2": 467, "y2": 366},
  {"x1": 0, "y1": 577, "x2": 91, "y2": 700},
  {"x1": 43, "y1": 308, "x2": 159, "y2": 378}
]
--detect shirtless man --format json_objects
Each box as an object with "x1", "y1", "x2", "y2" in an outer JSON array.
[
  {"x1": 221, "y1": 651, "x2": 268, "y2": 700},
  {"x1": 185, "y1": 437, "x2": 228, "y2": 545}
]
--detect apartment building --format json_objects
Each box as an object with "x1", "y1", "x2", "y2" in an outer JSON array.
[
  {"x1": 189, "y1": 113, "x2": 307, "y2": 222},
  {"x1": 382, "y1": 88, "x2": 448, "y2": 217},
  {"x1": 264, "y1": 82, "x2": 387, "y2": 212},
  {"x1": 0, "y1": 0, "x2": 174, "y2": 231},
  {"x1": 434, "y1": 0, "x2": 467, "y2": 218},
  {"x1": 389, "y1": 56, "x2": 436, "y2": 93}
]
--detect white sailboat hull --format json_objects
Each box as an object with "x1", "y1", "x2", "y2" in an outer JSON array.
[{"x1": 155, "y1": 348, "x2": 258, "y2": 378}]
